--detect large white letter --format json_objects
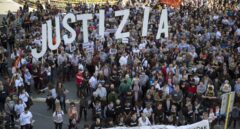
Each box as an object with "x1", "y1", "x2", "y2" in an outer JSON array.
[
  {"x1": 47, "y1": 16, "x2": 61, "y2": 50},
  {"x1": 32, "y1": 24, "x2": 47, "y2": 59},
  {"x1": 76, "y1": 14, "x2": 93, "y2": 43},
  {"x1": 99, "y1": 10, "x2": 105, "y2": 38},
  {"x1": 156, "y1": 9, "x2": 168, "y2": 39},
  {"x1": 62, "y1": 13, "x2": 76, "y2": 44},
  {"x1": 142, "y1": 7, "x2": 151, "y2": 37},
  {"x1": 115, "y1": 9, "x2": 130, "y2": 39}
]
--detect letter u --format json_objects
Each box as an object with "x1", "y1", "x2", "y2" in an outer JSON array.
[{"x1": 47, "y1": 16, "x2": 61, "y2": 50}]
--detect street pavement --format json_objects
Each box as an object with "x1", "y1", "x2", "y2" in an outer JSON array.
[
  {"x1": 31, "y1": 102, "x2": 93, "y2": 129},
  {"x1": 28, "y1": 80, "x2": 94, "y2": 129}
]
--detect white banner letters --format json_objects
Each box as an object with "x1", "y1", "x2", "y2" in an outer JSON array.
[
  {"x1": 77, "y1": 14, "x2": 93, "y2": 43},
  {"x1": 114, "y1": 9, "x2": 130, "y2": 39},
  {"x1": 63, "y1": 13, "x2": 76, "y2": 44},
  {"x1": 156, "y1": 9, "x2": 169, "y2": 39}
]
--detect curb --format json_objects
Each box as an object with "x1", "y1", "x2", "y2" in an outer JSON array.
[{"x1": 31, "y1": 97, "x2": 80, "y2": 104}]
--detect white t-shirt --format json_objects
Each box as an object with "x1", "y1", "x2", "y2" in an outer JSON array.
[
  {"x1": 89, "y1": 76, "x2": 98, "y2": 89},
  {"x1": 138, "y1": 117, "x2": 151, "y2": 126},
  {"x1": 236, "y1": 28, "x2": 240, "y2": 36},
  {"x1": 53, "y1": 111, "x2": 64, "y2": 123},
  {"x1": 15, "y1": 78, "x2": 24, "y2": 88},
  {"x1": 15, "y1": 103, "x2": 27, "y2": 115},
  {"x1": 19, "y1": 111, "x2": 33, "y2": 126},
  {"x1": 143, "y1": 108, "x2": 153, "y2": 118},
  {"x1": 216, "y1": 31, "x2": 221, "y2": 39},
  {"x1": 19, "y1": 93, "x2": 29, "y2": 103},
  {"x1": 95, "y1": 87, "x2": 107, "y2": 99},
  {"x1": 50, "y1": 89, "x2": 57, "y2": 99},
  {"x1": 119, "y1": 56, "x2": 128, "y2": 66}
]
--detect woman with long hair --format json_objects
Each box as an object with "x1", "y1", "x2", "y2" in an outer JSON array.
[
  {"x1": 53, "y1": 105, "x2": 64, "y2": 129},
  {"x1": 56, "y1": 82, "x2": 68, "y2": 112}
]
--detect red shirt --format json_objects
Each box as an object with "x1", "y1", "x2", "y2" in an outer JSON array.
[
  {"x1": 76, "y1": 72, "x2": 83, "y2": 86},
  {"x1": 187, "y1": 86, "x2": 197, "y2": 94}
]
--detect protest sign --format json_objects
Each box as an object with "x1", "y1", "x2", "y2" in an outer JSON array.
[{"x1": 107, "y1": 120, "x2": 209, "y2": 129}]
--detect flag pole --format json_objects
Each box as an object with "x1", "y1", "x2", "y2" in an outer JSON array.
[{"x1": 224, "y1": 93, "x2": 232, "y2": 129}]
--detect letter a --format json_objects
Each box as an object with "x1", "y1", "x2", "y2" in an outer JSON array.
[{"x1": 156, "y1": 9, "x2": 168, "y2": 39}]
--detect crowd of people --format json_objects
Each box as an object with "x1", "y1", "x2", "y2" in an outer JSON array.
[{"x1": 0, "y1": 0, "x2": 240, "y2": 129}]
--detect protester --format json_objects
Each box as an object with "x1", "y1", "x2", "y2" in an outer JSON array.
[
  {"x1": 19, "y1": 107, "x2": 33, "y2": 129},
  {"x1": 0, "y1": 0, "x2": 240, "y2": 128},
  {"x1": 53, "y1": 105, "x2": 64, "y2": 129},
  {"x1": 68, "y1": 102, "x2": 78, "y2": 129}
]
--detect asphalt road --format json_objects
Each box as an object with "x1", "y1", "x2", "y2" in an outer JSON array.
[{"x1": 30, "y1": 102, "x2": 93, "y2": 129}]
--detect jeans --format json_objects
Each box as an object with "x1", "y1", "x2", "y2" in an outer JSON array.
[{"x1": 58, "y1": 96, "x2": 66, "y2": 111}]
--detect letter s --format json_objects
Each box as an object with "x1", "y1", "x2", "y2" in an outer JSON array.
[{"x1": 62, "y1": 13, "x2": 76, "y2": 44}]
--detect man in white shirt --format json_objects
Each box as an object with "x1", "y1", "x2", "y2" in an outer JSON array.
[
  {"x1": 19, "y1": 89, "x2": 29, "y2": 105},
  {"x1": 143, "y1": 104, "x2": 153, "y2": 118},
  {"x1": 89, "y1": 74, "x2": 98, "y2": 92},
  {"x1": 138, "y1": 113, "x2": 151, "y2": 126},
  {"x1": 14, "y1": 99, "x2": 27, "y2": 117},
  {"x1": 95, "y1": 84, "x2": 107, "y2": 100},
  {"x1": 119, "y1": 53, "x2": 128, "y2": 67},
  {"x1": 19, "y1": 108, "x2": 33, "y2": 129},
  {"x1": 15, "y1": 75, "x2": 24, "y2": 91}
]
